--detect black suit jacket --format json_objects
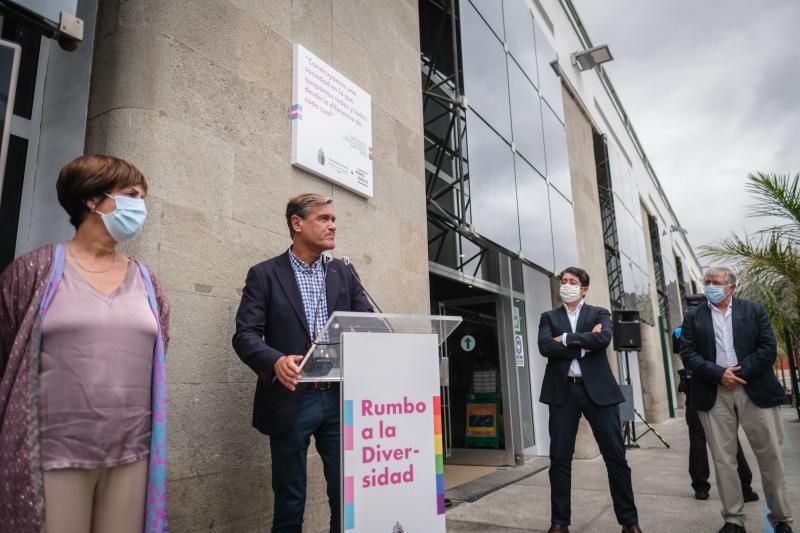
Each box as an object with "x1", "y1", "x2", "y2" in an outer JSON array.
[
  {"x1": 537, "y1": 303, "x2": 624, "y2": 406},
  {"x1": 232, "y1": 251, "x2": 373, "y2": 436},
  {"x1": 679, "y1": 297, "x2": 786, "y2": 411}
]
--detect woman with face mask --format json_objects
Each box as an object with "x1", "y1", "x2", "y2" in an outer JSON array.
[{"x1": 0, "y1": 155, "x2": 170, "y2": 533}]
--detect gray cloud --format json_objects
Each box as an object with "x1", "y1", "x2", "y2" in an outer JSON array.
[{"x1": 571, "y1": 0, "x2": 800, "y2": 250}]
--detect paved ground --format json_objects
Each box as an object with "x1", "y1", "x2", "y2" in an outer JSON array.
[{"x1": 446, "y1": 408, "x2": 800, "y2": 533}]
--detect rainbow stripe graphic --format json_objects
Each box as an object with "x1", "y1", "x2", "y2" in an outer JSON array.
[
  {"x1": 344, "y1": 400, "x2": 355, "y2": 529},
  {"x1": 368, "y1": 146, "x2": 374, "y2": 160},
  {"x1": 433, "y1": 395, "x2": 445, "y2": 514},
  {"x1": 343, "y1": 400, "x2": 354, "y2": 452},
  {"x1": 344, "y1": 476, "x2": 355, "y2": 529},
  {"x1": 290, "y1": 103, "x2": 303, "y2": 120}
]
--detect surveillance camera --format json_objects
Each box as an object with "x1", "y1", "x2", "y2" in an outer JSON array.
[{"x1": 57, "y1": 35, "x2": 79, "y2": 52}]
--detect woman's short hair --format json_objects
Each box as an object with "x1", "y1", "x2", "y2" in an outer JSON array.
[
  {"x1": 285, "y1": 193, "x2": 333, "y2": 237},
  {"x1": 56, "y1": 154, "x2": 148, "y2": 229}
]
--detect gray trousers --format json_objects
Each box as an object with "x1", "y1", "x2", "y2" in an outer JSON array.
[{"x1": 698, "y1": 385, "x2": 793, "y2": 527}]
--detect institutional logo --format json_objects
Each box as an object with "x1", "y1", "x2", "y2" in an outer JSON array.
[
  {"x1": 317, "y1": 147, "x2": 326, "y2": 165},
  {"x1": 392, "y1": 522, "x2": 405, "y2": 533}
]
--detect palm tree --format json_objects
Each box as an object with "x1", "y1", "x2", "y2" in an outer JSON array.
[{"x1": 702, "y1": 172, "x2": 800, "y2": 416}]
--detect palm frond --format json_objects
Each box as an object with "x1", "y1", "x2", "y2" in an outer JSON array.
[
  {"x1": 699, "y1": 171, "x2": 800, "y2": 343},
  {"x1": 745, "y1": 172, "x2": 800, "y2": 232}
]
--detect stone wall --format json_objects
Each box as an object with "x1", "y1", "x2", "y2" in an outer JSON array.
[{"x1": 86, "y1": 1, "x2": 427, "y2": 531}]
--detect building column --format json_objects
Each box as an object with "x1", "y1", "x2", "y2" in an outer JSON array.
[{"x1": 86, "y1": 1, "x2": 429, "y2": 530}]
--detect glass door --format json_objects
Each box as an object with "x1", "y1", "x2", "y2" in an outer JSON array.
[{"x1": 438, "y1": 296, "x2": 512, "y2": 465}]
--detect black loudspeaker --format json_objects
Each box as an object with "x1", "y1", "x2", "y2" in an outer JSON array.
[{"x1": 612, "y1": 310, "x2": 642, "y2": 352}]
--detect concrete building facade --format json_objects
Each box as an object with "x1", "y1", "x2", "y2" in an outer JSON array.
[{"x1": 0, "y1": 0, "x2": 703, "y2": 531}]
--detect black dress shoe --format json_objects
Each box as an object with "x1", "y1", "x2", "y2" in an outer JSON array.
[
  {"x1": 621, "y1": 525, "x2": 642, "y2": 533},
  {"x1": 742, "y1": 490, "x2": 759, "y2": 502},
  {"x1": 774, "y1": 523, "x2": 793, "y2": 533},
  {"x1": 694, "y1": 490, "x2": 709, "y2": 500},
  {"x1": 718, "y1": 523, "x2": 746, "y2": 533},
  {"x1": 547, "y1": 525, "x2": 569, "y2": 533}
]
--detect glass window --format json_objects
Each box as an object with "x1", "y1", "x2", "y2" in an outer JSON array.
[
  {"x1": 636, "y1": 266, "x2": 655, "y2": 325},
  {"x1": 427, "y1": 219, "x2": 458, "y2": 269},
  {"x1": 508, "y1": 61, "x2": 546, "y2": 176},
  {"x1": 542, "y1": 106, "x2": 571, "y2": 201},
  {"x1": 423, "y1": 88, "x2": 455, "y2": 150},
  {"x1": 628, "y1": 214, "x2": 640, "y2": 268},
  {"x1": 621, "y1": 259, "x2": 636, "y2": 310},
  {"x1": 0, "y1": 135, "x2": 28, "y2": 269},
  {"x1": 609, "y1": 143, "x2": 625, "y2": 201},
  {"x1": 466, "y1": 112, "x2": 520, "y2": 253},
  {"x1": 515, "y1": 155, "x2": 554, "y2": 272},
  {"x1": 1, "y1": 19, "x2": 41, "y2": 120},
  {"x1": 503, "y1": 0, "x2": 537, "y2": 85},
  {"x1": 548, "y1": 186, "x2": 577, "y2": 272},
  {"x1": 660, "y1": 234, "x2": 678, "y2": 284},
  {"x1": 635, "y1": 221, "x2": 647, "y2": 269},
  {"x1": 627, "y1": 167, "x2": 640, "y2": 223},
  {"x1": 614, "y1": 202, "x2": 633, "y2": 257},
  {"x1": 466, "y1": 0, "x2": 505, "y2": 40},
  {"x1": 532, "y1": 19, "x2": 563, "y2": 121},
  {"x1": 460, "y1": 0, "x2": 512, "y2": 141}
]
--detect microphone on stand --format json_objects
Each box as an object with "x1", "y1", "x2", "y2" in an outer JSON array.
[{"x1": 341, "y1": 255, "x2": 383, "y2": 313}]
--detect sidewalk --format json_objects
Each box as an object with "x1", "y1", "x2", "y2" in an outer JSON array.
[{"x1": 446, "y1": 408, "x2": 800, "y2": 533}]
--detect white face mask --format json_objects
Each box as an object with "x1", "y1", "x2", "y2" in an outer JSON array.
[{"x1": 559, "y1": 284, "x2": 583, "y2": 303}]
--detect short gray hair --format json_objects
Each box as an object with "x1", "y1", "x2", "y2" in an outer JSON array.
[
  {"x1": 704, "y1": 266, "x2": 737, "y2": 285},
  {"x1": 285, "y1": 193, "x2": 333, "y2": 237}
]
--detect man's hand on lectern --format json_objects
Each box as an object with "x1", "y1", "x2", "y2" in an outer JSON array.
[{"x1": 274, "y1": 355, "x2": 304, "y2": 391}]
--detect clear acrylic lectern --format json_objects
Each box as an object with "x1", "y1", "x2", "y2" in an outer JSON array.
[{"x1": 298, "y1": 312, "x2": 462, "y2": 382}]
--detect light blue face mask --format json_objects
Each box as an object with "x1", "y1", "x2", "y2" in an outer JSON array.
[
  {"x1": 98, "y1": 193, "x2": 147, "y2": 242},
  {"x1": 704, "y1": 285, "x2": 727, "y2": 304}
]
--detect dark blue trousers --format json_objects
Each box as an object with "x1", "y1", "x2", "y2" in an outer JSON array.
[
  {"x1": 548, "y1": 382, "x2": 638, "y2": 527},
  {"x1": 269, "y1": 387, "x2": 341, "y2": 533}
]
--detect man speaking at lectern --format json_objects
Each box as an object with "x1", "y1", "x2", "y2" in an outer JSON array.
[
  {"x1": 538, "y1": 267, "x2": 641, "y2": 533},
  {"x1": 233, "y1": 193, "x2": 373, "y2": 533}
]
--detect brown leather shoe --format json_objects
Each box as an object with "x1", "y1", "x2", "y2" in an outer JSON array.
[
  {"x1": 547, "y1": 525, "x2": 570, "y2": 533},
  {"x1": 622, "y1": 526, "x2": 642, "y2": 533}
]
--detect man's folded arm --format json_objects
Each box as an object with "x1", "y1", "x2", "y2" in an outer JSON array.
[
  {"x1": 564, "y1": 308, "x2": 613, "y2": 351},
  {"x1": 538, "y1": 313, "x2": 581, "y2": 360},
  {"x1": 232, "y1": 266, "x2": 284, "y2": 381}
]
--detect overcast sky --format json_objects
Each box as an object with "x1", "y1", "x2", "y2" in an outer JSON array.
[{"x1": 571, "y1": 0, "x2": 800, "y2": 251}]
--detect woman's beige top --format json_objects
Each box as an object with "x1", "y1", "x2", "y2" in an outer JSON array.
[{"x1": 39, "y1": 260, "x2": 158, "y2": 470}]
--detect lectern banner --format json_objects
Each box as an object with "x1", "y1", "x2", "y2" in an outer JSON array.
[{"x1": 341, "y1": 332, "x2": 445, "y2": 533}]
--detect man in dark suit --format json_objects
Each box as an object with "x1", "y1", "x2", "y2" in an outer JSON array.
[
  {"x1": 538, "y1": 267, "x2": 641, "y2": 533},
  {"x1": 232, "y1": 193, "x2": 373, "y2": 533},
  {"x1": 680, "y1": 266, "x2": 792, "y2": 533},
  {"x1": 673, "y1": 295, "x2": 757, "y2": 502}
]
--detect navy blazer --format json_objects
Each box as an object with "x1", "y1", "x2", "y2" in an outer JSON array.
[
  {"x1": 537, "y1": 303, "x2": 624, "y2": 406},
  {"x1": 679, "y1": 297, "x2": 786, "y2": 411},
  {"x1": 232, "y1": 251, "x2": 373, "y2": 436}
]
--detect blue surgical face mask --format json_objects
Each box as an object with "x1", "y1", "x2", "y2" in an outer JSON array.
[
  {"x1": 704, "y1": 285, "x2": 727, "y2": 304},
  {"x1": 97, "y1": 193, "x2": 147, "y2": 242}
]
